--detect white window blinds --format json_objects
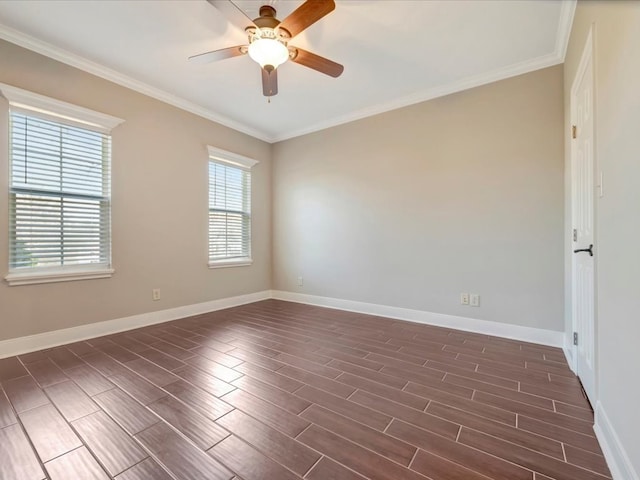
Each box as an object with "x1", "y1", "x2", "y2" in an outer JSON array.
[
  {"x1": 9, "y1": 112, "x2": 112, "y2": 271},
  {"x1": 208, "y1": 160, "x2": 252, "y2": 263}
]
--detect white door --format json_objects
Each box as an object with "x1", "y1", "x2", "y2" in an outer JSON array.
[{"x1": 571, "y1": 29, "x2": 596, "y2": 405}]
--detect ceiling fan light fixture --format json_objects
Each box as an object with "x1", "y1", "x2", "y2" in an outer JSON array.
[{"x1": 248, "y1": 36, "x2": 289, "y2": 70}]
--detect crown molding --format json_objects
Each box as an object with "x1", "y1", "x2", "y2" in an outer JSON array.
[
  {"x1": 0, "y1": 24, "x2": 273, "y2": 143},
  {"x1": 0, "y1": 0, "x2": 576, "y2": 145},
  {"x1": 272, "y1": 51, "x2": 563, "y2": 143},
  {"x1": 272, "y1": 0, "x2": 576, "y2": 142},
  {"x1": 556, "y1": 0, "x2": 577, "y2": 61}
]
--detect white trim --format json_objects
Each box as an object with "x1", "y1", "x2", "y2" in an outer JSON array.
[
  {"x1": 0, "y1": 82, "x2": 124, "y2": 133},
  {"x1": 207, "y1": 145, "x2": 259, "y2": 170},
  {"x1": 208, "y1": 258, "x2": 253, "y2": 269},
  {"x1": 563, "y1": 336, "x2": 577, "y2": 374},
  {"x1": 0, "y1": 1, "x2": 576, "y2": 144},
  {"x1": 5, "y1": 267, "x2": 114, "y2": 286},
  {"x1": 0, "y1": 290, "x2": 271, "y2": 359},
  {"x1": 556, "y1": 0, "x2": 577, "y2": 61},
  {"x1": 271, "y1": 290, "x2": 563, "y2": 347},
  {"x1": 0, "y1": 24, "x2": 271, "y2": 143},
  {"x1": 0, "y1": 289, "x2": 567, "y2": 359},
  {"x1": 271, "y1": 52, "x2": 564, "y2": 142},
  {"x1": 272, "y1": 0, "x2": 575, "y2": 142},
  {"x1": 594, "y1": 401, "x2": 640, "y2": 480}
]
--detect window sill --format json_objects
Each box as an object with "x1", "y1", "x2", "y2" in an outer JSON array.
[
  {"x1": 208, "y1": 258, "x2": 253, "y2": 269},
  {"x1": 5, "y1": 267, "x2": 114, "y2": 286}
]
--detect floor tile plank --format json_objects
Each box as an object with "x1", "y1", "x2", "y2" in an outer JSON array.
[
  {"x1": 305, "y1": 457, "x2": 367, "y2": 480},
  {"x1": 517, "y1": 415, "x2": 602, "y2": 454},
  {"x1": 0, "y1": 423, "x2": 46, "y2": 480},
  {"x1": 458, "y1": 427, "x2": 609, "y2": 480},
  {"x1": 301, "y1": 404, "x2": 416, "y2": 466},
  {"x1": 173, "y1": 365, "x2": 236, "y2": 397},
  {"x1": 231, "y1": 375, "x2": 310, "y2": 414},
  {"x1": 277, "y1": 364, "x2": 356, "y2": 398},
  {"x1": 0, "y1": 357, "x2": 28, "y2": 382},
  {"x1": 349, "y1": 389, "x2": 460, "y2": 439},
  {"x1": 386, "y1": 419, "x2": 532, "y2": 480},
  {"x1": 234, "y1": 361, "x2": 303, "y2": 392},
  {"x1": 192, "y1": 346, "x2": 243, "y2": 367},
  {"x1": 109, "y1": 370, "x2": 168, "y2": 405},
  {"x1": 64, "y1": 364, "x2": 115, "y2": 396},
  {"x1": 186, "y1": 355, "x2": 243, "y2": 383},
  {"x1": 135, "y1": 422, "x2": 233, "y2": 480},
  {"x1": 45, "y1": 380, "x2": 101, "y2": 422},
  {"x1": 163, "y1": 379, "x2": 233, "y2": 421},
  {"x1": 0, "y1": 385, "x2": 18, "y2": 428},
  {"x1": 426, "y1": 401, "x2": 565, "y2": 459},
  {"x1": 220, "y1": 388, "x2": 310, "y2": 437},
  {"x1": 72, "y1": 410, "x2": 148, "y2": 476},
  {"x1": 563, "y1": 444, "x2": 611, "y2": 477},
  {"x1": 410, "y1": 449, "x2": 496, "y2": 480},
  {"x1": 296, "y1": 385, "x2": 392, "y2": 431},
  {"x1": 208, "y1": 434, "x2": 300, "y2": 480},
  {"x1": 298, "y1": 424, "x2": 429, "y2": 480},
  {"x1": 125, "y1": 358, "x2": 180, "y2": 387},
  {"x1": 20, "y1": 403, "x2": 83, "y2": 462},
  {"x1": 147, "y1": 395, "x2": 230, "y2": 449},
  {"x1": 338, "y1": 373, "x2": 427, "y2": 410},
  {"x1": 44, "y1": 446, "x2": 109, "y2": 480},
  {"x1": 93, "y1": 387, "x2": 160, "y2": 435},
  {"x1": 3, "y1": 375, "x2": 50, "y2": 413},
  {"x1": 411, "y1": 381, "x2": 520, "y2": 425},
  {"x1": 136, "y1": 348, "x2": 186, "y2": 371},
  {"x1": 115, "y1": 458, "x2": 173, "y2": 480},
  {"x1": 216, "y1": 408, "x2": 320, "y2": 475}
]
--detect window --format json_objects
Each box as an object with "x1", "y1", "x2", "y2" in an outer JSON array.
[
  {"x1": 208, "y1": 146, "x2": 258, "y2": 268},
  {"x1": 2, "y1": 84, "x2": 123, "y2": 286}
]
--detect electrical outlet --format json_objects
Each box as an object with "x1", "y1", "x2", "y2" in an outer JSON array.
[
  {"x1": 470, "y1": 294, "x2": 480, "y2": 307},
  {"x1": 460, "y1": 293, "x2": 469, "y2": 305},
  {"x1": 152, "y1": 289, "x2": 161, "y2": 301},
  {"x1": 297, "y1": 276, "x2": 304, "y2": 287}
]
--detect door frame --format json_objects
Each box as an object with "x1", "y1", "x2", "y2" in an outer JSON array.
[{"x1": 569, "y1": 25, "x2": 597, "y2": 400}]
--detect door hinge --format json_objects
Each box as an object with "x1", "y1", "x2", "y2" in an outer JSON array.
[
  {"x1": 573, "y1": 332, "x2": 578, "y2": 346},
  {"x1": 572, "y1": 125, "x2": 577, "y2": 139},
  {"x1": 573, "y1": 229, "x2": 578, "y2": 242}
]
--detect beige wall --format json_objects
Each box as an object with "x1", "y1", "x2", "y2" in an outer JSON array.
[
  {"x1": 564, "y1": 1, "x2": 640, "y2": 475},
  {"x1": 0, "y1": 40, "x2": 272, "y2": 341},
  {"x1": 273, "y1": 65, "x2": 565, "y2": 332}
]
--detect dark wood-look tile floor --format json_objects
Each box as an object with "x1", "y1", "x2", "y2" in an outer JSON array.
[{"x1": 0, "y1": 300, "x2": 611, "y2": 480}]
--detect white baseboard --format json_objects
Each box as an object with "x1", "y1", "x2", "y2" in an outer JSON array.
[
  {"x1": 0, "y1": 288, "x2": 565, "y2": 359},
  {"x1": 0, "y1": 290, "x2": 272, "y2": 359},
  {"x1": 271, "y1": 290, "x2": 563, "y2": 347},
  {"x1": 563, "y1": 334, "x2": 577, "y2": 374},
  {"x1": 594, "y1": 401, "x2": 640, "y2": 480}
]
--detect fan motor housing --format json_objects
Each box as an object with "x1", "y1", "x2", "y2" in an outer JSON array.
[{"x1": 254, "y1": 5, "x2": 281, "y2": 30}]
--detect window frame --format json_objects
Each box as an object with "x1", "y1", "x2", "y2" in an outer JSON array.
[
  {"x1": 207, "y1": 145, "x2": 258, "y2": 269},
  {"x1": 1, "y1": 83, "x2": 124, "y2": 286}
]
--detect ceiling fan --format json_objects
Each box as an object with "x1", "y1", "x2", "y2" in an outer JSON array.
[{"x1": 190, "y1": 0, "x2": 344, "y2": 98}]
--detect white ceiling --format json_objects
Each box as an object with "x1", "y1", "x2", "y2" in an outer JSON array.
[{"x1": 0, "y1": 0, "x2": 575, "y2": 143}]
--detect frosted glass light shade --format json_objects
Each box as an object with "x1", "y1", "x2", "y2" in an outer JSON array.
[{"x1": 248, "y1": 38, "x2": 289, "y2": 69}]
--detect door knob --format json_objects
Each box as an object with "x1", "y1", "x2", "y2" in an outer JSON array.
[{"x1": 573, "y1": 244, "x2": 594, "y2": 256}]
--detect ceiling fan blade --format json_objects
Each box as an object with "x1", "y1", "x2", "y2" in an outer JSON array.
[
  {"x1": 207, "y1": 0, "x2": 256, "y2": 30},
  {"x1": 291, "y1": 47, "x2": 343, "y2": 77},
  {"x1": 278, "y1": 0, "x2": 335, "y2": 38},
  {"x1": 262, "y1": 68, "x2": 278, "y2": 97},
  {"x1": 188, "y1": 45, "x2": 246, "y2": 64}
]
